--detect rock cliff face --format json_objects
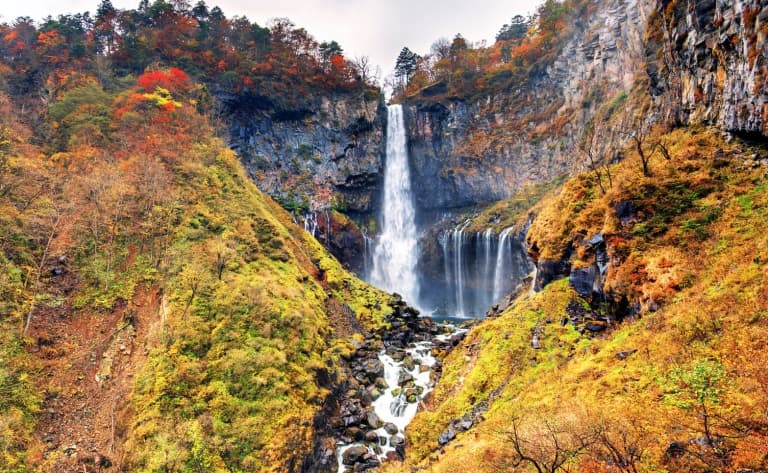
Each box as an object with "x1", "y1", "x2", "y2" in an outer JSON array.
[
  {"x1": 648, "y1": 0, "x2": 768, "y2": 135},
  {"x1": 224, "y1": 92, "x2": 386, "y2": 215},
  {"x1": 402, "y1": 0, "x2": 767, "y2": 213},
  {"x1": 403, "y1": 0, "x2": 655, "y2": 212}
]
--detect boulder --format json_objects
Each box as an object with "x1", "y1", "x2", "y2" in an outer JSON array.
[
  {"x1": 438, "y1": 426, "x2": 456, "y2": 446},
  {"x1": 342, "y1": 446, "x2": 369, "y2": 465},
  {"x1": 362, "y1": 359, "x2": 384, "y2": 378},
  {"x1": 569, "y1": 265, "x2": 598, "y2": 298},
  {"x1": 366, "y1": 411, "x2": 383, "y2": 429},
  {"x1": 374, "y1": 377, "x2": 388, "y2": 389},
  {"x1": 346, "y1": 427, "x2": 364, "y2": 441},
  {"x1": 397, "y1": 370, "x2": 414, "y2": 386},
  {"x1": 584, "y1": 321, "x2": 607, "y2": 333},
  {"x1": 616, "y1": 349, "x2": 637, "y2": 360},
  {"x1": 383, "y1": 422, "x2": 398, "y2": 435}
]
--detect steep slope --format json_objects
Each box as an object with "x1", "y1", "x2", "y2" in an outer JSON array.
[
  {"x1": 393, "y1": 127, "x2": 768, "y2": 472},
  {"x1": 0, "y1": 5, "x2": 387, "y2": 271},
  {"x1": 386, "y1": 0, "x2": 768, "y2": 470},
  {"x1": 0, "y1": 70, "x2": 393, "y2": 472},
  {"x1": 400, "y1": 0, "x2": 654, "y2": 211}
]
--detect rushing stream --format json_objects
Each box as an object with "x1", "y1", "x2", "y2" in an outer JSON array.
[
  {"x1": 336, "y1": 327, "x2": 463, "y2": 472},
  {"x1": 334, "y1": 104, "x2": 530, "y2": 471}
]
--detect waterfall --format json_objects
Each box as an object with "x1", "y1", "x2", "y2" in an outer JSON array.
[
  {"x1": 302, "y1": 212, "x2": 318, "y2": 238},
  {"x1": 439, "y1": 231, "x2": 452, "y2": 296},
  {"x1": 435, "y1": 224, "x2": 533, "y2": 317},
  {"x1": 453, "y1": 221, "x2": 470, "y2": 318},
  {"x1": 492, "y1": 226, "x2": 515, "y2": 302},
  {"x1": 369, "y1": 105, "x2": 420, "y2": 306},
  {"x1": 481, "y1": 228, "x2": 494, "y2": 310},
  {"x1": 362, "y1": 231, "x2": 373, "y2": 280}
]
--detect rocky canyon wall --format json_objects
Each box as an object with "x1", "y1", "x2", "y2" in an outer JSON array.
[
  {"x1": 403, "y1": 0, "x2": 655, "y2": 212},
  {"x1": 224, "y1": 91, "x2": 386, "y2": 216},
  {"x1": 648, "y1": 0, "x2": 768, "y2": 135},
  {"x1": 402, "y1": 0, "x2": 768, "y2": 213}
]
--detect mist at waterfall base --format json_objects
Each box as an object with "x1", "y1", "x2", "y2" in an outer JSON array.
[{"x1": 362, "y1": 104, "x2": 534, "y2": 319}]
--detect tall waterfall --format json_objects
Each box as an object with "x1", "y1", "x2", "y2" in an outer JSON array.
[{"x1": 369, "y1": 105, "x2": 420, "y2": 306}]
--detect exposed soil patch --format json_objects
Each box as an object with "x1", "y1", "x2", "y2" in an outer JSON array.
[{"x1": 27, "y1": 275, "x2": 160, "y2": 472}]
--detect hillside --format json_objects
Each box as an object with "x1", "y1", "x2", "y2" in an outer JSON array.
[
  {"x1": 386, "y1": 0, "x2": 768, "y2": 469},
  {"x1": 394, "y1": 125, "x2": 768, "y2": 473},
  {"x1": 0, "y1": 66, "x2": 394, "y2": 472}
]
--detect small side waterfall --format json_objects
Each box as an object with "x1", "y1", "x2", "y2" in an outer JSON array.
[
  {"x1": 302, "y1": 212, "x2": 318, "y2": 238},
  {"x1": 492, "y1": 226, "x2": 515, "y2": 302},
  {"x1": 438, "y1": 224, "x2": 534, "y2": 317},
  {"x1": 362, "y1": 231, "x2": 373, "y2": 280},
  {"x1": 369, "y1": 105, "x2": 420, "y2": 306},
  {"x1": 453, "y1": 221, "x2": 470, "y2": 317}
]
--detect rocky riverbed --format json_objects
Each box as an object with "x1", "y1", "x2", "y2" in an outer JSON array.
[{"x1": 332, "y1": 299, "x2": 467, "y2": 472}]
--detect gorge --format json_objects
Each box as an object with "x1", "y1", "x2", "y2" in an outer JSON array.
[{"x1": 0, "y1": 0, "x2": 767, "y2": 472}]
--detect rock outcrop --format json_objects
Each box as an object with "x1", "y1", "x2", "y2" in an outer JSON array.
[
  {"x1": 402, "y1": 0, "x2": 655, "y2": 211},
  {"x1": 224, "y1": 91, "x2": 386, "y2": 215},
  {"x1": 401, "y1": 0, "x2": 767, "y2": 213},
  {"x1": 648, "y1": 0, "x2": 768, "y2": 135}
]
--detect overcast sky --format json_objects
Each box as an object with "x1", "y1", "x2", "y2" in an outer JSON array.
[{"x1": 1, "y1": 0, "x2": 540, "y2": 79}]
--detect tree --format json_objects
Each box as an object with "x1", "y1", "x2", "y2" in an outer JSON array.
[
  {"x1": 506, "y1": 414, "x2": 597, "y2": 473},
  {"x1": 22, "y1": 197, "x2": 65, "y2": 336},
  {"x1": 590, "y1": 410, "x2": 651, "y2": 473},
  {"x1": 319, "y1": 40, "x2": 342, "y2": 69},
  {"x1": 665, "y1": 358, "x2": 728, "y2": 448},
  {"x1": 351, "y1": 55, "x2": 378, "y2": 86},
  {"x1": 94, "y1": 0, "x2": 119, "y2": 54},
  {"x1": 579, "y1": 118, "x2": 616, "y2": 195},
  {"x1": 497, "y1": 14, "x2": 529, "y2": 41},
  {"x1": 394, "y1": 46, "x2": 419, "y2": 88},
  {"x1": 430, "y1": 37, "x2": 451, "y2": 60},
  {"x1": 47, "y1": 84, "x2": 113, "y2": 151},
  {"x1": 206, "y1": 232, "x2": 236, "y2": 280}
]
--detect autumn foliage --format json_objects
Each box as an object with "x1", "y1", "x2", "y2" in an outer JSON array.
[
  {"x1": 137, "y1": 68, "x2": 191, "y2": 94},
  {"x1": 393, "y1": 0, "x2": 585, "y2": 101},
  {"x1": 0, "y1": 1, "x2": 376, "y2": 116}
]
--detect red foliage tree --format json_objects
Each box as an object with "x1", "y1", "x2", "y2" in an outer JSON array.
[{"x1": 137, "y1": 68, "x2": 190, "y2": 93}]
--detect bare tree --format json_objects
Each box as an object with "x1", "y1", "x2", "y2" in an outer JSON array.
[
  {"x1": 506, "y1": 415, "x2": 597, "y2": 473},
  {"x1": 579, "y1": 123, "x2": 615, "y2": 195},
  {"x1": 206, "y1": 232, "x2": 236, "y2": 280},
  {"x1": 23, "y1": 199, "x2": 65, "y2": 335},
  {"x1": 430, "y1": 37, "x2": 451, "y2": 60},
  {"x1": 619, "y1": 109, "x2": 669, "y2": 178},
  {"x1": 591, "y1": 415, "x2": 651, "y2": 473},
  {"x1": 351, "y1": 55, "x2": 378, "y2": 86}
]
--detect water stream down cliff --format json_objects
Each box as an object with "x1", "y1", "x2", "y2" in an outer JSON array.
[{"x1": 369, "y1": 104, "x2": 421, "y2": 308}]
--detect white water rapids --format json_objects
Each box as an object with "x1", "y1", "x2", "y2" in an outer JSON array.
[{"x1": 336, "y1": 331, "x2": 463, "y2": 472}]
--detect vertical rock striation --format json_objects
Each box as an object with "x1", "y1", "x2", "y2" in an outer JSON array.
[{"x1": 225, "y1": 92, "x2": 386, "y2": 215}]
